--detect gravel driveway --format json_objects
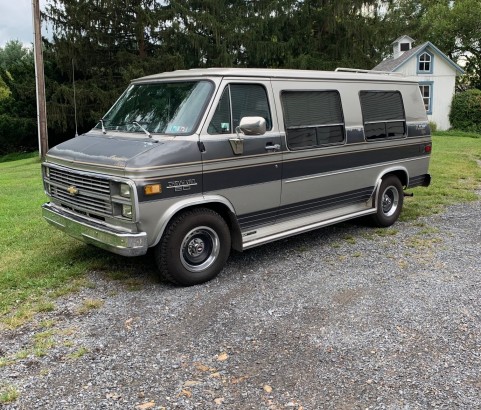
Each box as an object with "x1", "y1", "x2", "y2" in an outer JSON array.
[{"x1": 1, "y1": 198, "x2": 481, "y2": 409}]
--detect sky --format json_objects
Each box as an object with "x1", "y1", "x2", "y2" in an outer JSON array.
[{"x1": 0, "y1": 0, "x2": 48, "y2": 47}]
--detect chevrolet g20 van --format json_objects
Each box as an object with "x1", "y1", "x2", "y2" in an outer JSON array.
[{"x1": 42, "y1": 68, "x2": 431, "y2": 285}]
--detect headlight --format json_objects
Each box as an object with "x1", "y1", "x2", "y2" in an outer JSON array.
[
  {"x1": 120, "y1": 183, "x2": 131, "y2": 198},
  {"x1": 121, "y1": 204, "x2": 133, "y2": 218}
]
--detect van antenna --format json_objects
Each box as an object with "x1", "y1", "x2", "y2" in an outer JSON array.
[{"x1": 72, "y1": 58, "x2": 79, "y2": 137}]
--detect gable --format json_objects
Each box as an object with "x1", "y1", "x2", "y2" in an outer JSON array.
[{"x1": 373, "y1": 42, "x2": 464, "y2": 75}]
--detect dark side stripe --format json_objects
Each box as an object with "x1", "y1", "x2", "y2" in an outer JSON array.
[
  {"x1": 203, "y1": 162, "x2": 281, "y2": 192},
  {"x1": 205, "y1": 143, "x2": 427, "y2": 193},
  {"x1": 282, "y1": 143, "x2": 424, "y2": 180},
  {"x1": 136, "y1": 143, "x2": 428, "y2": 203},
  {"x1": 238, "y1": 186, "x2": 374, "y2": 230}
]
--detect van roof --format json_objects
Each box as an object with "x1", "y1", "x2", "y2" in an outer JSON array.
[{"x1": 134, "y1": 67, "x2": 416, "y2": 84}]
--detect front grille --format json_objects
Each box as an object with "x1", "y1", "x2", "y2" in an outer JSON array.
[{"x1": 47, "y1": 167, "x2": 113, "y2": 217}]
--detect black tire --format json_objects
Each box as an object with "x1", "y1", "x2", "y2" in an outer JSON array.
[
  {"x1": 154, "y1": 208, "x2": 231, "y2": 286},
  {"x1": 371, "y1": 175, "x2": 404, "y2": 227}
]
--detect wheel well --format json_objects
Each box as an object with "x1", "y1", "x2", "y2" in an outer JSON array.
[
  {"x1": 169, "y1": 203, "x2": 243, "y2": 252},
  {"x1": 383, "y1": 170, "x2": 408, "y2": 188}
]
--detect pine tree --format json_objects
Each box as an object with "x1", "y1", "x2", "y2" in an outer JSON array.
[{"x1": 43, "y1": 0, "x2": 182, "y2": 135}]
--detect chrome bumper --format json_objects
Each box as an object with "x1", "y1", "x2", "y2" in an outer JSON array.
[{"x1": 42, "y1": 203, "x2": 148, "y2": 257}]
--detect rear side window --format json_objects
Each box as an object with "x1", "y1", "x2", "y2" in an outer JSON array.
[
  {"x1": 281, "y1": 90, "x2": 345, "y2": 150},
  {"x1": 360, "y1": 91, "x2": 406, "y2": 140},
  {"x1": 208, "y1": 84, "x2": 272, "y2": 134}
]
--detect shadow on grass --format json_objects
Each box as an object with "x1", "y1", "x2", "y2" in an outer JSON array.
[{"x1": 67, "y1": 244, "x2": 163, "y2": 285}]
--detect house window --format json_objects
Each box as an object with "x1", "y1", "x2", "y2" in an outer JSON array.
[
  {"x1": 281, "y1": 90, "x2": 345, "y2": 150},
  {"x1": 419, "y1": 82, "x2": 433, "y2": 115},
  {"x1": 360, "y1": 91, "x2": 406, "y2": 141},
  {"x1": 418, "y1": 52, "x2": 433, "y2": 73},
  {"x1": 400, "y1": 42, "x2": 410, "y2": 52}
]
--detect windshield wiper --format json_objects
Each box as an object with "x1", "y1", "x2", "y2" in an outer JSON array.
[{"x1": 133, "y1": 121, "x2": 152, "y2": 139}]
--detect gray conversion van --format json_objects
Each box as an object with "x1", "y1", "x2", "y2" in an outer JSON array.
[{"x1": 42, "y1": 68, "x2": 431, "y2": 285}]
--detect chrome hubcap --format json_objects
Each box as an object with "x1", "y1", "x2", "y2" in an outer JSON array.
[
  {"x1": 180, "y1": 226, "x2": 220, "y2": 273},
  {"x1": 187, "y1": 238, "x2": 205, "y2": 257},
  {"x1": 381, "y1": 186, "x2": 399, "y2": 217},
  {"x1": 383, "y1": 196, "x2": 392, "y2": 209}
]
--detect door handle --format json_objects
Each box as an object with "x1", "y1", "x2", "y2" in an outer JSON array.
[{"x1": 265, "y1": 143, "x2": 281, "y2": 152}]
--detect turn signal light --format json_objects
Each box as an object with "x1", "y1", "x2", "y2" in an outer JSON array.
[
  {"x1": 424, "y1": 144, "x2": 432, "y2": 153},
  {"x1": 144, "y1": 184, "x2": 162, "y2": 195}
]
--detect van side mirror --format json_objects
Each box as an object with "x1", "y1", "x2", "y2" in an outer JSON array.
[
  {"x1": 230, "y1": 117, "x2": 267, "y2": 155},
  {"x1": 237, "y1": 116, "x2": 267, "y2": 136}
]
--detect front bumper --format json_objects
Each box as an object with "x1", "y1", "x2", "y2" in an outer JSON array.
[{"x1": 42, "y1": 203, "x2": 148, "y2": 257}]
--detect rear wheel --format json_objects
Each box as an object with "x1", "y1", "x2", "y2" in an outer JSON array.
[
  {"x1": 155, "y1": 208, "x2": 231, "y2": 286},
  {"x1": 371, "y1": 175, "x2": 404, "y2": 227}
]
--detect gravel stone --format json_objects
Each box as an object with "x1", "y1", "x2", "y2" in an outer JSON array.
[{"x1": 1, "y1": 199, "x2": 481, "y2": 409}]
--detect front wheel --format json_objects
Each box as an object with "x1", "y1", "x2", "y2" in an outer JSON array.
[
  {"x1": 155, "y1": 208, "x2": 231, "y2": 286},
  {"x1": 371, "y1": 176, "x2": 404, "y2": 227}
]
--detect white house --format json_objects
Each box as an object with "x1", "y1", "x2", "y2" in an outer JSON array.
[{"x1": 373, "y1": 35, "x2": 464, "y2": 130}]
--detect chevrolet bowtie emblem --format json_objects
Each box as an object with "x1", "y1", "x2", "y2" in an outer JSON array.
[{"x1": 67, "y1": 185, "x2": 79, "y2": 196}]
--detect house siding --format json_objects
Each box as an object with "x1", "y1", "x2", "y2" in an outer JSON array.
[
  {"x1": 396, "y1": 54, "x2": 456, "y2": 130},
  {"x1": 373, "y1": 40, "x2": 463, "y2": 131},
  {"x1": 390, "y1": 50, "x2": 457, "y2": 130}
]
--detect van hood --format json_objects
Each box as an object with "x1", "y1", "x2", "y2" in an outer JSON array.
[{"x1": 46, "y1": 132, "x2": 161, "y2": 169}]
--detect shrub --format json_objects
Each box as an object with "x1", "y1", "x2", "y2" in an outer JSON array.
[
  {"x1": 0, "y1": 114, "x2": 37, "y2": 155},
  {"x1": 449, "y1": 89, "x2": 481, "y2": 132}
]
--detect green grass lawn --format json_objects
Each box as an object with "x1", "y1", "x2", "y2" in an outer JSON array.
[
  {"x1": 402, "y1": 133, "x2": 481, "y2": 220},
  {"x1": 1, "y1": 133, "x2": 480, "y2": 324},
  {"x1": 0, "y1": 153, "x2": 154, "y2": 326}
]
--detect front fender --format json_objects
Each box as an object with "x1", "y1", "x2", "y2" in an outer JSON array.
[{"x1": 151, "y1": 195, "x2": 237, "y2": 247}]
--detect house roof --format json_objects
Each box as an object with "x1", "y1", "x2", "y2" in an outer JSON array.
[
  {"x1": 373, "y1": 41, "x2": 464, "y2": 75},
  {"x1": 391, "y1": 35, "x2": 415, "y2": 45}
]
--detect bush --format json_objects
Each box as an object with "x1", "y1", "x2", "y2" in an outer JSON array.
[
  {"x1": 449, "y1": 89, "x2": 481, "y2": 132},
  {"x1": 0, "y1": 114, "x2": 37, "y2": 155}
]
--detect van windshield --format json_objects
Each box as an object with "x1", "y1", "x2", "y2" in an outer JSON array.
[{"x1": 96, "y1": 80, "x2": 214, "y2": 135}]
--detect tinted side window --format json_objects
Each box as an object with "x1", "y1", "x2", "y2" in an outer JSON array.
[
  {"x1": 208, "y1": 87, "x2": 231, "y2": 134},
  {"x1": 360, "y1": 91, "x2": 406, "y2": 141},
  {"x1": 208, "y1": 84, "x2": 272, "y2": 134},
  {"x1": 282, "y1": 90, "x2": 344, "y2": 150}
]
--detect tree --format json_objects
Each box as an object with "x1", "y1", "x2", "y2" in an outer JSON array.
[
  {"x1": 43, "y1": 0, "x2": 183, "y2": 136},
  {"x1": 0, "y1": 41, "x2": 37, "y2": 154},
  {"x1": 422, "y1": 0, "x2": 481, "y2": 89},
  {"x1": 0, "y1": 76, "x2": 11, "y2": 101},
  {"x1": 169, "y1": 0, "x2": 388, "y2": 70}
]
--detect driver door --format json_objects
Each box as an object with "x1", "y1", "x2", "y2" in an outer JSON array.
[{"x1": 200, "y1": 80, "x2": 282, "y2": 231}]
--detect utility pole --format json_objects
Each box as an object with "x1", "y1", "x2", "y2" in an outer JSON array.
[{"x1": 32, "y1": 0, "x2": 48, "y2": 159}]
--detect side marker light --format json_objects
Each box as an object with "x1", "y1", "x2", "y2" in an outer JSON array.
[{"x1": 144, "y1": 184, "x2": 162, "y2": 195}]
